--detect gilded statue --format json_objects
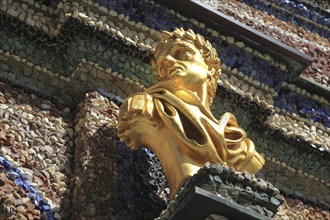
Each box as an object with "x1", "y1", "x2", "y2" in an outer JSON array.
[{"x1": 118, "y1": 28, "x2": 265, "y2": 198}]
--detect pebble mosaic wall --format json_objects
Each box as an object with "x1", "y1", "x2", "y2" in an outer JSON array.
[
  {"x1": 268, "y1": 0, "x2": 330, "y2": 28},
  {"x1": 240, "y1": 0, "x2": 330, "y2": 38},
  {"x1": 0, "y1": 0, "x2": 329, "y2": 219},
  {"x1": 207, "y1": 0, "x2": 330, "y2": 86},
  {"x1": 74, "y1": 91, "x2": 169, "y2": 219},
  {"x1": 117, "y1": 143, "x2": 168, "y2": 220},
  {"x1": 258, "y1": 156, "x2": 330, "y2": 209},
  {"x1": 0, "y1": 43, "x2": 144, "y2": 107},
  {"x1": 0, "y1": 81, "x2": 329, "y2": 219},
  {"x1": 1, "y1": 0, "x2": 328, "y2": 152},
  {"x1": 275, "y1": 197, "x2": 330, "y2": 220},
  {"x1": 72, "y1": 92, "x2": 119, "y2": 219},
  {"x1": 304, "y1": 0, "x2": 330, "y2": 12},
  {"x1": 0, "y1": 82, "x2": 73, "y2": 220},
  {"x1": 274, "y1": 88, "x2": 330, "y2": 127},
  {"x1": 0, "y1": 155, "x2": 54, "y2": 220}
]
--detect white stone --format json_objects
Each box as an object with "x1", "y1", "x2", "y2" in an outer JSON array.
[
  {"x1": 21, "y1": 3, "x2": 28, "y2": 10},
  {"x1": 135, "y1": 22, "x2": 142, "y2": 29},
  {"x1": 18, "y1": 11, "x2": 26, "y2": 21},
  {"x1": 141, "y1": 24, "x2": 149, "y2": 32},
  {"x1": 252, "y1": 79, "x2": 261, "y2": 87},
  {"x1": 106, "y1": 68, "x2": 112, "y2": 73},
  {"x1": 7, "y1": 7, "x2": 18, "y2": 17},
  {"x1": 226, "y1": 36, "x2": 234, "y2": 44},
  {"x1": 54, "y1": 212, "x2": 61, "y2": 220},
  {"x1": 99, "y1": 6, "x2": 108, "y2": 13},
  {"x1": 235, "y1": 41, "x2": 245, "y2": 48},
  {"x1": 280, "y1": 64, "x2": 287, "y2": 71},
  {"x1": 245, "y1": 46, "x2": 253, "y2": 53},
  {"x1": 249, "y1": 86, "x2": 256, "y2": 95},
  {"x1": 287, "y1": 84, "x2": 295, "y2": 91},
  {"x1": 137, "y1": 32, "x2": 145, "y2": 41},
  {"x1": 12, "y1": 55, "x2": 20, "y2": 62},
  {"x1": 117, "y1": 13, "x2": 124, "y2": 20},
  {"x1": 264, "y1": 54, "x2": 271, "y2": 61},
  {"x1": 26, "y1": 17, "x2": 35, "y2": 26},
  {"x1": 95, "y1": 20, "x2": 103, "y2": 28},
  {"x1": 241, "y1": 84, "x2": 249, "y2": 92}
]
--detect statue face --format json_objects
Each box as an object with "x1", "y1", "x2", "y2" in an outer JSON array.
[{"x1": 156, "y1": 40, "x2": 209, "y2": 91}]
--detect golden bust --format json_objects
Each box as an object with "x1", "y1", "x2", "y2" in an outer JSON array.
[{"x1": 118, "y1": 28, "x2": 265, "y2": 198}]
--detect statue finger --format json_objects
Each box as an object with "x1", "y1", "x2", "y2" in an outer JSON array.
[
  {"x1": 143, "y1": 94, "x2": 154, "y2": 118},
  {"x1": 130, "y1": 94, "x2": 145, "y2": 113},
  {"x1": 119, "y1": 97, "x2": 132, "y2": 120}
]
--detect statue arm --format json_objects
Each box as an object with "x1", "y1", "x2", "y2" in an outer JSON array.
[{"x1": 118, "y1": 92, "x2": 158, "y2": 149}]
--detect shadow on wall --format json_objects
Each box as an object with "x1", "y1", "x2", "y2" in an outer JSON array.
[
  {"x1": 117, "y1": 141, "x2": 169, "y2": 220},
  {"x1": 72, "y1": 125, "x2": 119, "y2": 219}
]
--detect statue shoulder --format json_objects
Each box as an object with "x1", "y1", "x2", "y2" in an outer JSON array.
[
  {"x1": 118, "y1": 92, "x2": 160, "y2": 149},
  {"x1": 119, "y1": 92, "x2": 155, "y2": 120}
]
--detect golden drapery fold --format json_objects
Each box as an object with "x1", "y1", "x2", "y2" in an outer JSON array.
[
  {"x1": 118, "y1": 81, "x2": 265, "y2": 197},
  {"x1": 143, "y1": 81, "x2": 264, "y2": 174}
]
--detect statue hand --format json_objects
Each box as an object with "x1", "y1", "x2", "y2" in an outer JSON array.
[{"x1": 120, "y1": 93, "x2": 154, "y2": 120}]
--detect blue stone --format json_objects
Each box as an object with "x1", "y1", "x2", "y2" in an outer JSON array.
[
  {"x1": 28, "y1": 186, "x2": 36, "y2": 194},
  {"x1": 325, "y1": 121, "x2": 330, "y2": 127},
  {"x1": 41, "y1": 204, "x2": 51, "y2": 213},
  {"x1": 98, "y1": 0, "x2": 109, "y2": 7},
  {"x1": 28, "y1": 192, "x2": 36, "y2": 199},
  {"x1": 12, "y1": 168, "x2": 20, "y2": 173},
  {"x1": 3, "y1": 160, "x2": 11, "y2": 169},
  {"x1": 14, "y1": 178, "x2": 23, "y2": 186},
  {"x1": 33, "y1": 198, "x2": 40, "y2": 208},
  {"x1": 22, "y1": 181, "x2": 31, "y2": 191},
  {"x1": 36, "y1": 195, "x2": 41, "y2": 203},
  {"x1": 39, "y1": 199, "x2": 47, "y2": 206},
  {"x1": 41, "y1": 212, "x2": 55, "y2": 220},
  {"x1": 7, "y1": 171, "x2": 20, "y2": 180},
  {"x1": 0, "y1": 156, "x2": 5, "y2": 164}
]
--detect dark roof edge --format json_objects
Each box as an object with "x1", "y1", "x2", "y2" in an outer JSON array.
[
  {"x1": 156, "y1": 0, "x2": 313, "y2": 65},
  {"x1": 294, "y1": 76, "x2": 330, "y2": 99}
]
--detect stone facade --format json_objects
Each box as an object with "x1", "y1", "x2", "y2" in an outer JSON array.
[{"x1": 0, "y1": 0, "x2": 329, "y2": 219}]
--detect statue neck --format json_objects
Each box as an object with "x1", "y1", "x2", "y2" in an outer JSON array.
[{"x1": 197, "y1": 82, "x2": 211, "y2": 112}]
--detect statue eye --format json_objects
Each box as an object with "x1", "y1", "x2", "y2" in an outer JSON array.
[
  {"x1": 174, "y1": 50, "x2": 181, "y2": 59},
  {"x1": 175, "y1": 50, "x2": 192, "y2": 60},
  {"x1": 181, "y1": 51, "x2": 192, "y2": 60}
]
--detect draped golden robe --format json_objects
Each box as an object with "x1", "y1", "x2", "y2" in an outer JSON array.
[{"x1": 118, "y1": 81, "x2": 265, "y2": 197}]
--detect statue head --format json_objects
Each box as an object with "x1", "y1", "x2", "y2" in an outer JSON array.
[{"x1": 151, "y1": 28, "x2": 221, "y2": 104}]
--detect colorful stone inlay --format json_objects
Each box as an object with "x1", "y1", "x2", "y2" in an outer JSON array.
[
  {"x1": 240, "y1": 0, "x2": 330, "y2": 38},
  {"x1": 274, "y1": 89, "x2": 330, "y2": 127},
  {"x1": 0, "y1": 155, "x2": 54, "y2": 220}
]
